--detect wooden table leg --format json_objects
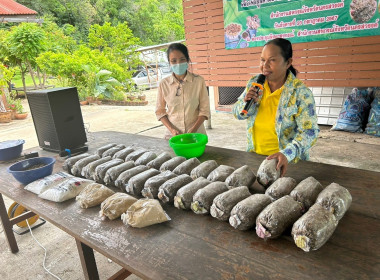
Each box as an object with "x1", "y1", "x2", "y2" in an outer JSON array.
[
  {"x1": 0, "y1": 194, "x2": 18, "y2": 253},
  {"x1": 108, "y1": 268, "x2": 131, "y2": 280},
  {"x1": 76, "y1": 239, "x2": 100, "y2": 280}
]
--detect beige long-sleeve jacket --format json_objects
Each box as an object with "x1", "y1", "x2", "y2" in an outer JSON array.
[{"x1": 155, "y1": 72, "x2": 210, "y2": 139}]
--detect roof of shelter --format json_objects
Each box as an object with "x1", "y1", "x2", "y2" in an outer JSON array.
[
  {"x1": 136, "y1": 40, "x2": 185, "y2": 52},
  {"x1": 135, "y1": 40, "x2": 186, "y2": 64},
  {"x1": 0, "y1": 0, "x2": 37, "y2": 15}
]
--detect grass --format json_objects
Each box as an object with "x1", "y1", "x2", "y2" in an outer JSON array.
[
  {"x1": 8, "y1": 70, "x2": 60, "y2": 98},
  {"x1": 11, "y1": 70, "x2": 60, "y2": 92},
  {"x1": 12, "y1": 72, "x2": 34, "y2": 88}
]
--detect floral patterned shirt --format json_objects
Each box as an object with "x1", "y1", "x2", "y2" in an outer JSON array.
[{"x1": 232, "y1": 72, "x2": 319, "y2": 163}]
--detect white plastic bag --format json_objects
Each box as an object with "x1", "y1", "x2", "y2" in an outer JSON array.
[
  {"x1": 24, "y1": 172, "x2": 73, "y2": 195},
  {"x1": 38, "y1": 177, "x2": 92, "y2": 202}
]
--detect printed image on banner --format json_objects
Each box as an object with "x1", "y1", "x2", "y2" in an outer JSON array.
[{"x1": 223, "y1": 0, "x2": 380, "y2": 49}]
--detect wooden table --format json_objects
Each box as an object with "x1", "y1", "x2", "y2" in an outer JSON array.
[{"x1": 1, "y1": 131, "x2": 380, "y2": 280}]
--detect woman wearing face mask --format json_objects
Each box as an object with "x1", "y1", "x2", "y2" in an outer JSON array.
[
  {"x1": 232, "y1": 38, "x2": 319, "y2": 176},
  {"x1": 156, "y1": 43, "x2": 210, "y2": 139}
]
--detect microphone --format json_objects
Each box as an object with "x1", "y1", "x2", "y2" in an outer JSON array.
[{"x1": 240, "y1": 74, "x2": 266, "y2": 116}]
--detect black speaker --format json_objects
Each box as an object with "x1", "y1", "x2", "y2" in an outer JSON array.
[
  {"x1": 218, "y1": 87, "x2": 245, "y2": 105},
  {"x1": 26, "y1": 87, "x2": 88, "y2": 156}
]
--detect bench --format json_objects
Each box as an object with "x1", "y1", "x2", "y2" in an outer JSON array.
[{"x1": 13, "y1": 85, "x2": 55, "y2": 98}]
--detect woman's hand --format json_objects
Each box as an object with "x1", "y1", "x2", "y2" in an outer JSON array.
[
  {"x1": 170, "y1": 127, "x2": 180, "y2": 136},
  {"x1": 188, "y1": 127, "x2": 196, "y2": 133},
  {"x1": 188, "y1": 116, "x2": 207, "y2": 134},
  {"x1": 267, "y1": 152, "x2": 288, "y2": 177},
  {"x1": 244, "y1": 86, "x2": 263, "y2": 103},
  {"x1": 159, "y1": 116, "x2": 181, "y2": 137}
]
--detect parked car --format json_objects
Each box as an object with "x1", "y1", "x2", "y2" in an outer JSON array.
[
  {"x1": 160, "y1": 65, "x2": 173, "y2": 79},
  {"x1": 131, "y1": 66, "x2": 172, "y2": 89}
]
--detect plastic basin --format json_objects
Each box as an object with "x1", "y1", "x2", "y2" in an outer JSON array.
[
  {"x1": 169, "y1": 133, "x2": 208, "y2": 159},
  {"x1": 0, "y1": 140, "x2": 25, "y2": 161},
  {"x1": 7, "y1": 157, "x2": 56, "y2": 185}
]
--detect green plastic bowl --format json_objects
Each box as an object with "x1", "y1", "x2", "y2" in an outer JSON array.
[{"x1": 169, "y1": 133, "x2": 208, "y2": 159}]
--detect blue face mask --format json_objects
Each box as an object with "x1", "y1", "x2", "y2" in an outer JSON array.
[{"x1": 171, "y1": 62, "x2": 188, "y2": 75}]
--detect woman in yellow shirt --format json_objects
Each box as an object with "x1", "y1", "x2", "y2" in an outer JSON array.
[
  {"x1": 156, "y1": 43, "x2": 211, "y2": 139},
  {"x1": 233, "y1": 38, "x2": 319, "y2": 176}
]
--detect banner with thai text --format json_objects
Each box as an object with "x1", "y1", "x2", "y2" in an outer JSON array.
[{"x1": 223, "y1": 0, "x2": 380, "y2": 49}]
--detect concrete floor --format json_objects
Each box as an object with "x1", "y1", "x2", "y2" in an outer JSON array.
[{"x1": 0, "y1": 88, "x2": 379, "y2": 279}]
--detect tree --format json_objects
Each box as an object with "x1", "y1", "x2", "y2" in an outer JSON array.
[
  {"x1": 5, "y1": 1, "x2": 182, "y2": 99},
  {"x1": 88, "y1": 22, "x2": 140, "y2": 75},
  {"x1": 124, "y1": 0, "x2": 184, "y2": 45},
  {"x1": 16, "y1": 0, "x2": 185, "y2": 45},
  {"x1": 41, "y1": 16, "x2": 77, "y2": 54},
  {"x1": 37, "y1": 45, "x2": 128, "y2": 100},
  {"x1": 1, "y1": 23, "x2": 46, "y2": 92},
  {"x1": 0, "y1": 18, "x2": 79, "y2": 90},
  {"x1": 91, "y1": 0, "x2": 134, "y2": 26},
  {"x1": 17, "y1": 0, "x2": 97, "y2": 42},
  {"x1": 0, "y1": 65, "x2": 14, "y2": 112},
  {"x1": 152, "y1": 4, "x2": 185, "y2": 44}
]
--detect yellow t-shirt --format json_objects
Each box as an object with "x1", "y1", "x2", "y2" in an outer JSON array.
[{"x1": 253, "y1": 81, "x2": 283, "y2": 155}]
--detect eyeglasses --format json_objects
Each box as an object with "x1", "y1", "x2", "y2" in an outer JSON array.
[
  {"x1": 176, "y1": 85, "x2": 181, "y2": 96},
  {"x1": 176, "y1": 81, "x2": 184, "y2": 96}
]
